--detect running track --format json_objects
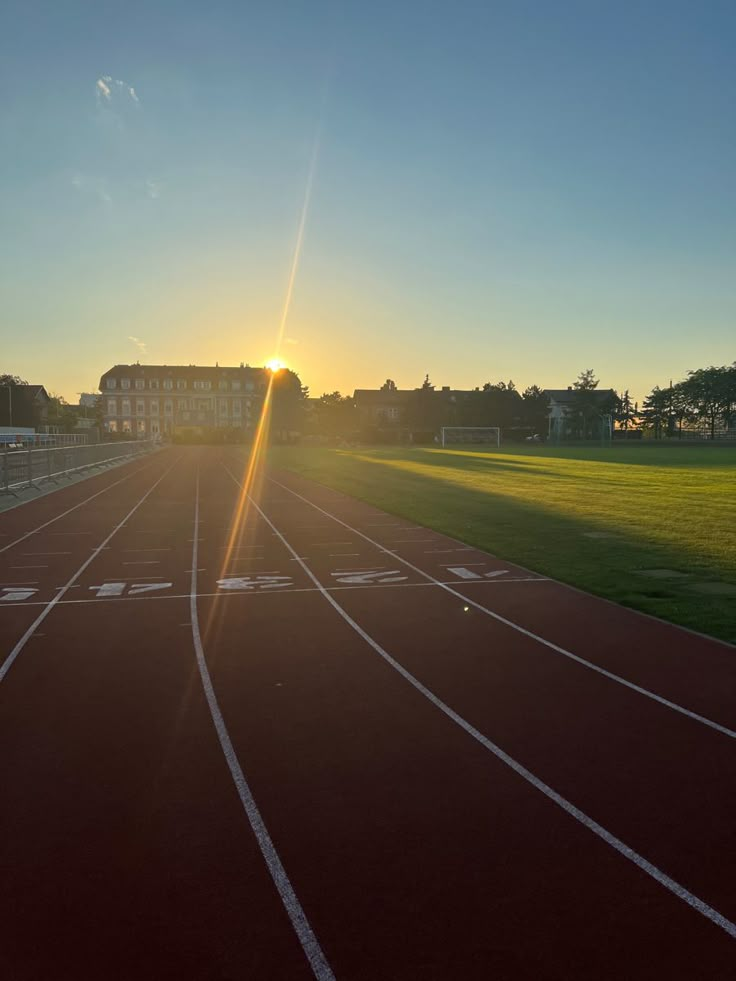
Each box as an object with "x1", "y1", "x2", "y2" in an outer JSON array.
[{"x1": 1, "y1": 446, "x2": 735, "y2": 980}]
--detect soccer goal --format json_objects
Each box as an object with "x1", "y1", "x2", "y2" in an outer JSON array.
[{"x1": 441, "y1": 427, "x2": 501, "y2": 448}]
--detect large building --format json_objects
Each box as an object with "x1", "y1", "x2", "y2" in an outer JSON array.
[{"x1": 98, "y1": 363, "x2": 269, "y2": 437}]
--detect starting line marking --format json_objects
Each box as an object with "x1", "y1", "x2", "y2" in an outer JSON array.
[{"x1": 0, "y1": 578, "x2": 549, "y2": 607}]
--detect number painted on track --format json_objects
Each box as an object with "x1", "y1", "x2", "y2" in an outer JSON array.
[
  {"x1": 216, "y1": 575, "x2": 293, "y2": 591},
  {"x1": 330, "y1": 569, "x2": 407, "y2": 585}
]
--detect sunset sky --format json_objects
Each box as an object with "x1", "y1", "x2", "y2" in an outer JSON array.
[{"x1": 2, "y1": 1, "x2": 734, "y2": 404}]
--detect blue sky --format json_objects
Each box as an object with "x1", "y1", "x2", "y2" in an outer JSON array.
[{"x1": 1, "y1": 0, "x2": 734, "y2": 403}]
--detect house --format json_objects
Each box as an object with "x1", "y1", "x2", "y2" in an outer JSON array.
[
  {"x1": 353, "y1": 389, "x2": 414, "y2": 427},
  {"x1": 98, "y1": 363, "x2": 270, "y2": 438},
  {"x1": 544, "y1": 387, "x2": 617, "y2": 439},
  {"x1": 0, "y1": 384, "x2": 51, "y2": 430}
]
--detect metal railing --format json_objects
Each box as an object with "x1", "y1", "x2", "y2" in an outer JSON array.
[{"x1": 1, "y1": 440, "x2": 154, "y2": 495}]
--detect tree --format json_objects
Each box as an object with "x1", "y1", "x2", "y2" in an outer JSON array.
[
  {"x1": 568, "y1": 370, "x2": 601, "y2": 439},
  {"x1": 46, "y1": 393, "x2": 79, "y2": 434},
  {"x1": 311, "y1": 392, "x2": 356, "y2": 438},
  {"x1": 0, "y1": 373, "x2": 29, "y2": 386},
  {"x1": 521, "y1": 385, "x2": 550, "y2": 433},
  {"x1": 573, "y1": 369, "x2": 599, "y2": 391},
  {"x1": 614, "y1": 390, "x2": 637, "y2": 431},
  {"x1": 270, "y1": 368, "x2": 306, "y2": 438},
  {"x1": 641, "y1": 386, "x2": 668, "y2": 438},
  {"x1": 380, "y1": 379, "x2": 397, "y2": 392}
]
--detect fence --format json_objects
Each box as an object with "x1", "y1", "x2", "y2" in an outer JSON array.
[
  {"x1": 0, "y1": 432, "x2": 89, "y2": 448},
  {"x1": 1, "y1": 440, "x2": 154, "y2": 495}
]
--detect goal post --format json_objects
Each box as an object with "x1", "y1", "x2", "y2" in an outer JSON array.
[{"x1": 440, "y1": 427, "x2": 501, "y2": 448}]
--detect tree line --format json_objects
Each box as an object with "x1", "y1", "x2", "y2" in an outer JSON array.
[{"x1": 642, "y1": 364, "x2": 736, "y2": 438}]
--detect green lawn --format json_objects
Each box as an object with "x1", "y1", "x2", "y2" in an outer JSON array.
[{"x1": 270, "y1": 444, "x2": 736, "y2": 645}]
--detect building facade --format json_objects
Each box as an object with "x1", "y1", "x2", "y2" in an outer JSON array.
[{"x1": 98, "y1": 364, "x2": 269, "y2": 437}]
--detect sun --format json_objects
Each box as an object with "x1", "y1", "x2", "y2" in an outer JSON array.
[{"x1": 265, "y1": 358, "x2": 285, "y2": 372}]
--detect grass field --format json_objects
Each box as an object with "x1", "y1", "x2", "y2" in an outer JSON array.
[{"x1": 271, "y1": 444, "x2": 736, "y2": 645}]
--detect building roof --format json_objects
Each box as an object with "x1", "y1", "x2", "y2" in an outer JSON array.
[
  {"x1": 6, "y1": 384, "x2": 50, "y2": 402},
  {"x1": 99, "y1": 363, "x2": 269, "y2": 389},
  {"x1": 353, "y1": 389, "x2": 414, "y2": 404},
  {"x1": 544, "y1": 388, "x2": 616, "y2": 403}
]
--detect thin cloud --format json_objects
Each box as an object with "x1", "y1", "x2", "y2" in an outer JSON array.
[
  {"x1": 96, "y1": 74, "x2": 140, "y2": 107},
  {"x1": 285, "y1": 337, "x2": 299, "y2": 346},
  {"x1": 128, "y1": 336, "x2": 147, "y2": 355},
  {"x1": 145, "y1": 179, "x2": 162, "y2": 199}
]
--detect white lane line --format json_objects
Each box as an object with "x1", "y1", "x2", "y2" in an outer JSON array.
[
  {"x1": 10, "y1": 565, "x2": 48, "y2": 569},
  {"x1": 439, "y1": 562, "x2": 488, "y2": 567},
  {"x1": 22, "y1": 552, "x2": 72, "y2": 556},
  {"x1": 392, "y1": 539, "x2": 436, "y2": 544},
  {"x1": 271, "y1": 478, "x2": 736, "y2": 741},
  {"x1": 123, "y1": 547, "x2": 173, "y2": 553},
  {"x1": 189, "y1": 471, "x2": 335, "y2": 981},
  {"x1": 329, "y1": 553, "x2": 360, "y2": 557},
  {"x1": 122, "y1": 560, "x2": 161, "y2": 565},
  {"x1": 425, "y1": 548, "x2": 474, "y2": 554},
  {"x1": 0, "y1": 457, "x2": 157, "y2": 554},
  {"x1": 233, "y1": 470, "x2": 736, "y2": 942},
  {"x1": 0, "y1": 460, "x2": 179, "y2": 684}
]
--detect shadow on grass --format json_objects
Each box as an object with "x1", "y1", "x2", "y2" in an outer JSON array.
[{"x1": 274, "y1": 450, "x2": 736, "y2": 645}]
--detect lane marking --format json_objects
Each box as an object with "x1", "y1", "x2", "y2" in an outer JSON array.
[
  {"x1": 0, "y1": 460, "x2": 179, "y2": 684},
  {"x1": 1, "y1": 588, "x2": 38, "y2": 602},
  {"x1": 10, "y1": 565, "x2": 48, "y2": 569},
  {"x1": 21, "y1": 552, "x2": 72, "y2": 556},
  {"x1": 0, "y1": 578, "x2": 548, "y2": 609},
  {"x1": 189, "y1": 472, "x2": 335, "y2": 981},
  {"x1": 0, "y1": 457, "x2": 158, "y2": 554},
  {"x1": 122, "y1": 560, "x2": 161, "y2": 565},
  {"x1": 230, "y1": 469, "x2": 736, "y2": 943},
  {"x1": 447, "y1": 567, "x2": 482, "y2": 580},
  {"x1": 270, "y1": 478, "x2": 736, "y2": 741}
]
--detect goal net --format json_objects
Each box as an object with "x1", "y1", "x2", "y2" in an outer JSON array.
[{"x1": 441, "y1": 427, "x2": 501, "y2": 448}]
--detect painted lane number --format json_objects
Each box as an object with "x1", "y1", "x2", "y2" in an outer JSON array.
[
  {"x1": 217, "y1": 576, "x2": 293, "y2": 591},
  {"x1": 330, "y1": 569, "x2": 407, "y2": 585},
  {"x1": 88, "y1": 582, "x2": 174, "y2": 598}
]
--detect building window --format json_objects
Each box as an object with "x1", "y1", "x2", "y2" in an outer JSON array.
[
  {"x1": 177, "y1": 398, "x2": 188, "y2": 410},
  {"x1": 121, "y1": 378, "x2": 131, "y2": 390},
  {"x1": 245, "y1": 382, "x2": 254, "y2": 392},
  {"x1": 232, "y1": 380, "x2": 241, "y2": 391},
  {"x1": 122, "y1": 399, "x2": 131, "y2": 416},
  {"x1": 164, "y1": 400, "x2": 173, "y2": 415},
  {"x1": 163, "y1": 378, "x2": 173, "y2": 390},
  {"x1": 232, "y1": 399, "x2": 241, "y2": 416},
  {"x1": 137, "y1": 419, "x2": 146, "y2": 434},
  {"x1": 150, "y1": 400, "x2": 159, "y2": 415},
  {"x1": 150, "y1": 421, "x2": 160, "y2": 435},
  {"x1": 176, "y1": 379, "x2": 187, "y2": 390},
  {"x1": 135, "y1": 378, "x2": 145, "y2": 390},
  {"x1": 122, "y1": 419, "x2": 132, "y2": 433},
  {"x1": 219, "y1": 399, "x2": 228, "y2": 416},
  {"x1": 193, "y1": 379, "x2": 212, "y2": 391},
  {"x1": 106, "y1": 378, "x2": 117, "y2": 389},
  {"x1": 107, "y1": 420, "x2": 118, "y2": 432},
  {"x1": 107, "y1": 399, "x2": 117, "y2": 416},
  {"x1": 150, "y1": 379, "x2": 159, "y2": 390},
  {"x1": 136, "y1": 400, "x2": 145, "y2": 415},
  {"x1": 219, "y1": 380, "x2": 228, "y2": 391}
]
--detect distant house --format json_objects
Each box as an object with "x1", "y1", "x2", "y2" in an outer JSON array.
[
  {"x1": 99, "y1": 363, "x2": 269, "y2": 437},
  {"x1": 353, "y1": 389, "x2": 414, "y2": 427},
  {"x1": 544, "y1": 387, "x2": 617, "y2": 438},
  {"x1": 0, "y1": 384, "x2": 51, "y2": 430}
]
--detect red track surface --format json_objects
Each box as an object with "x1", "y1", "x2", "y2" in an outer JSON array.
[{"x1": 2, "y1": 446, "x2": 735, "y2": 980}]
